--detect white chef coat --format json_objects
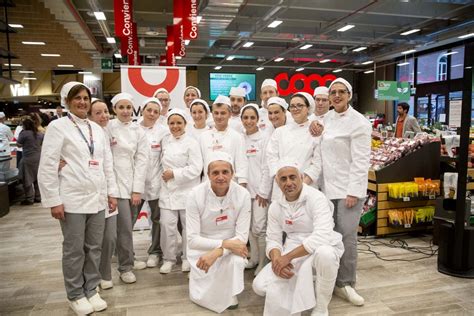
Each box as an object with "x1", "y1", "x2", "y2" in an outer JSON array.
[
  {"x1": 306, "y1": 107, "x2": 371, "y2": 200},
  {"x1": 0, "y1": 122, "x2": 13, "y2": 157},
  {"x1": 38, "y1": 114, "x2": 118, "y2": 214},
  {"x1": 140, "y1": 122, "x2": 169, "y2": 201},
  {"x1": 228, "y1": 115, "x2": 244, "y2": 134},
  {"x1": 199, "y1": 127, "x2": 248, "y2": 184},
  {"x1": 186, "y1": 181, "x2": 251, "y2": 313},
  {"x1": 13, "y1": 125, "x2": 23, "y2": 154},
  {"x1": 186, "y1": 124, "x2": 211, "y2": 142},
  {"x1": 157, "y1": 115, "x2": 168, "y2": 127},
  {"x1": 308, "y1": 113, "x2": 327, "y2": 122},
  {"x1": 243, "y1": 130, "x2": 271, "y2": 199},
  {"x1": 159, "y1": 133, "x2": 203, "y2": 210},
  {"x1": 106, "y1": 119, "x2": 149, "y2": 199},
  {"x1": 256, "y1": 184, "x2": 344, "y2": 315}
]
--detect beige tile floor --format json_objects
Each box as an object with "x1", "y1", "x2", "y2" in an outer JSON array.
[{"x1": 1, "y1": 204, "x2": 473, "y2": 315}]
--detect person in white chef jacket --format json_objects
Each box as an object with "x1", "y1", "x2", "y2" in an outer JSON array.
[
  {"x1": 183, "y1": 85, "x2": 201, "y2": 109},
  {"x1": 158, "y1": 108, "x2": 203, "y2": 274},
  {"x1": 258, "y1": 79, "x2": 294, "y2": 136},
  {"x1": 186, "y1": 151, "x2": 251, "y2": 313},
  {"x1": 38, "y1": 82, "x2": 118, "y2": 315},
  {"x1": 253, "y1": 161, "x2": 343, "y2": 316},
  {"x1": 228, "y1": 86, "x2": 246, "y2": 133},
  {"x1": 199, "y1": 95, "x2": 248, "y2": 185},
  {"x1": 305, "y1": 78, "x2": 371, "y2": 307},
  {"x1": 309, "y1": 86, "x2": 330, "y2": 122},
  {"x1": 266, "y1": 92, "x2": 319, "y2": 201},
  {"x1": 186, "y1": 98, "x2": 212, "y2": 141},
  {"x1": 106, "y1": 92, "x2": 150, "y2": 284},
  {"x1": 138, "y1": 97, "x2": 170, "y2": 269},
  {"x1": 153, "y1": 88, "x2": 172, "y2": 127}
]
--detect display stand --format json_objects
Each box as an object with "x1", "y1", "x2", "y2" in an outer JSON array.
[{"x1": 368, "y1": 141, "x2": 440, "y2": 236}]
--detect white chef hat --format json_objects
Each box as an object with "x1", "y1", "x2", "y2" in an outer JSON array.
[
  {"x1": 276, "y1": 159, "x2": 301, "y2": 174},
  {"x1": 213, "y1": 95, "x2": 231, "y2": 108},
  {"x1": 313, "y1": 86, "x2": 329, "y2": 97},
  {"x1": 190, "y1": 98, "x2": 210, "y2": 114},
  {"x1": 267, "y1": 96, "x2": 288, "y2": 111},
  {"x1": 91, "y1": 97, "x2": 99, "y2": 104},
  {"x1": 0, "y1": 112, "x2": 5, "y2": 119},
  {"x1": 261, "y1": 79, "x2": 277, "y2": 90},
  {"x1": 167, "y1": 108, "x2": 188, "y2": 123},
  {"x1": 185, "y1": 85, "x2": 201, "y2": 98},
  {"x1": 292, "y1": 92, "x2": 315, "y2": 115},
  {"x1": 60, "y1": 81, "x2": 90, "y2": 109},
  {"x1": 111, "y1": 92, "x2": 134, "y2": 107},
  {"x1": 141, "y1": 97, "x2": 162, "y2": 111},
  {"x1": 153, "y1": 87, "x2": 170, "y2": 97},
  {"x1": 329, "y1": 78, "x2": 352, "y2": 100},
  {"x1": 229, "y1": 87, "x2": 247, "y2": 98},
  {"x1": 207, "y1": 151, "x2": 233, "y2": 169},
  {"x1": 240, "y1": 103, "x2": 260, "y2": 118}
]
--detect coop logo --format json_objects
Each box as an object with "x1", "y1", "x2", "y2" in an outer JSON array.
[
  {"x1": 275, "y1": 73, "x2": 336, "y2": 96},
  {"x1": 127, "y1": 67, "x2": 180, "y2": 97}
]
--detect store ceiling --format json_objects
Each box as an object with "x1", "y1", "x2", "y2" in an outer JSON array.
[{"x1": 1, "y1": 0, "x2": 474, "y2": 79}]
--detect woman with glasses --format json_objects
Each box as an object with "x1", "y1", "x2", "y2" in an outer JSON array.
[
  {"x1": 305, "y1": 78, "x2": 371, "y2": 307},
  {"x1": 153, "y1": 88, "x2": 172, "y2": 126}
]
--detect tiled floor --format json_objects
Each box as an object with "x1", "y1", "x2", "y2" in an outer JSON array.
[{"x1": 1, "y1": 204, "x2": 473, "y2": 315}]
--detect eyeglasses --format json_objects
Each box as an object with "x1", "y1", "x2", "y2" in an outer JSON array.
[
  {"x1": 329, "y1": 89, "x2": 348, "y2": 96},
  {"x1": 288, "y1": 104, "x2": 307, "y2": 111}
]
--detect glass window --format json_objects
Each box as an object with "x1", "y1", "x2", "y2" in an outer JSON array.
[
  {"x1": 450, "y1": 46, "x2": 465, "y2": 80},
  {"x1": 396, "y1": 58, "x2": 414, "y2": 84},
  {"x1": 417, "y1": 50, "x2": 448, "y2": 84}
]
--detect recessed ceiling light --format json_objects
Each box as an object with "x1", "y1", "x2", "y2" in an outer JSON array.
[
  {"x1": 41, "y1": 53, "x2": 60, "y2": 57},
  {"x1": 22, "y1": 41, "x2": 45, "y2": 45},
  {"x1": 401, "y1": 49, "x2": 416, "y2": 55},
  {"x1": 295, "y1": 67, "x2": 304, "y2": 72},
  {"x1": 214, "y1": 66, "x2": 222, "y2": 70},
  {"x1": 364, "y1": 70, "x2": 374, "y2": 74},
  {"x1": 256, "y1": 67, "x2": 264, "y2": 71},
  {"x1": 353, "y1": 46, "x2": 367, "y2": 52},
  {"x1": 268, "y1": 20, "x2": 283, "y2": 28},
  {"x1": 78, "y1": 71, "x2": 92, "y2": 74},
  {"x1": 58, "y1": 64, "x2": 74, "y2": 67},
  {"x1": 197, "y1": 16, "x2": 202, "y2": 24},
  {"x1": 337, "y1": 24, "x2": 355, "y2": 32},
  {"x1": 243, "y1": 42, "x2": 254, "y2": 48},
  {"x1": 362, "y1": 60, "x2": 374, "y2": 65},
  {"x1": 106, "y1": 37, "x2": 116, "y2": 44},
  {"x1": 175, "y1": 56, "x2": 182, "y2": 60},
  {"x1": 274, "y1": 57, "x2": 284, "y2": 62},
  {"x1": 114, "y1": 53, "x2": 122, "y2": 58},
  {"x1": 8, "y1": 24, "x2": 23, "y2": 28},
  {"x1": 23, "y1": 77, "x2": 37, "y2": 80},
  {"x1": 397, "y1": 62, "x2": 410, "y2": 66},
  {"x1": 333, "y1": 69, "x2": 343, "y2": 73},
  {"x1": 184, "y1": 40, "x2": 190, "y2": 45},
  {"x1": 226, "y1": 56, "x2": 235, "y2": 61},
  {"x1": 443, "y1": 51, "x2": 458, "y2": 56},
  {"x1": 400, "y1": 29, "x2": 420, "y2": 36},
  {"x1": 458, "y1": 32, "x2": 474, "y2": 39},
  {"x1": 4, "y1": 63, "x2": 22, "y2": 66},
  {"x1": 146, "y1": 55, "x2": 157, "y2": 59},
  {"x1": 300, "y1": 44, "x2": 313, "y2": 50},
  {"x1": 93, "y1": 12, "x2": 106, "y2": 20},
  {"x1": 320, "y1": 59, "x2": 331, "y2": 63},
  {"x1": 19, "y1": 70, "x2": 34, "y2": 74}
]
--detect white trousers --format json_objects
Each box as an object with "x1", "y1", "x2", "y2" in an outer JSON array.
[{"x1": 160, "y1": 208, "x2": 186, "y2": 262}]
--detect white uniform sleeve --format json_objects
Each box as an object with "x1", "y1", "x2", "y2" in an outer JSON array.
[
  {"x1": 102, "y1": 132, "x2": 119, "y2": 198},
  {"x1": 5, "y1": 126, "x2": 13, "y2": 141},
  {"x1": 265, "y1": 203, "x2": 284, "y2": 258},
  {"x1": 266, "y1": 129, "x2": 280, "y2": 177},
  {"x1": 132, "y1": 128, "x2": 149, "y2": 194},
  {"x1": 304, "y1": 138, "x2": 322, "y2": 183},
  {"x1": 38, "y1": 122, "x2": 64, "y2": 208},
  {"x1": 173, "y1": 139, "x2": 203, "y2": 184},
  {"x1": 234, "y1": 133, "x2": 249, "y2": 184},
  {"x1": 347, "y1": 122, "x2": 371, "y2": 198}
]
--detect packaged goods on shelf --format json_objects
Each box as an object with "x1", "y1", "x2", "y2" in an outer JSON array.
[
  {"x1": 387, "y1": 178, "x2": 440, "y2": 200},
  {"x1": 360, "y1": 192, "x2": 377, "y2": 227},
  {"x1": 388, "y1": 206, "x2": 435, "y2": 228},
  {"x1": 443, "y1": 173, "x2": 458, "y2": 199}
]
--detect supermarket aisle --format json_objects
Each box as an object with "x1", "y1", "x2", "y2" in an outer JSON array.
[{"x1": 1, "y1": 204, "x2": 473, "y2": 315}]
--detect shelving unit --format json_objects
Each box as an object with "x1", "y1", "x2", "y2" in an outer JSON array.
[{"x1": 0, "y1": 0, "x2": 20, "y2": 85}]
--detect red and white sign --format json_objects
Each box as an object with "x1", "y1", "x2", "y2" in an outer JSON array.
[
  {"x1": 274, "y1": 73, "x2": 337, "y2": 96},
  {"x1": 173, "y1": 1, "x2": 186, "y2": 57},
  {"x1": 166, "y1": 25, "x2": 176, "y2": 66},
  {"x1": 114, "y1": 0, "x2": 133, "y2": 37},
  {"x1": 120, "y1": 22, "x2": 140, "y2": 65},
  {"x1": 120, "y1": 65, "x2": 186, "y2": 118},
  {"x1": 183, "y1": 0, "x2": 199, "y2": 40}
]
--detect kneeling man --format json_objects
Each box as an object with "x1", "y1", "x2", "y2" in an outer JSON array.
[
  {"x1": 186, "y1": 152, "x2": 251, "y2": 313},
  {"x1": 253, "y1": 161, "x2": 344, "y2": 316}
]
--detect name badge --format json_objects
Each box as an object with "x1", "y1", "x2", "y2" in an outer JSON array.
[
  {"x1": 285, "y1": 219, "x2": 293, "y2": 226},
  {"x1": 258, "y1": 123, "x2": 266, "y2": 129},
  {"x1": 246, "y1": 148, "x2": 257, "y2": 156},
  {"x1": 215, "y1": 215, "x2": 228, "y2": 226},
  {"x1": 151, "y1": 142, "x2": 161, "y2": 152},
  {"x1": 212, "y1": 144, "x2": 223, "y2": 151},
  {"x1": 110, "y1": 137, "x2": 117, "y2": 146},
  {"x1": 89, "y1": 160, "x2": 100, "y2": 171}
]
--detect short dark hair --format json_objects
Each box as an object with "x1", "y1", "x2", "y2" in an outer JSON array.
[{"x1": 398, "y1": 102, "x2": 409, "y2": 113}]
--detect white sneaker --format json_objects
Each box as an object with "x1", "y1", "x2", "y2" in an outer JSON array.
[
  {"x1": 100, "y1": 279, "x2": 113, "y2": 290},
  {"x1": 120, "y1": 271, "x2": 137, "y2": 284},
  {"x1": 133, "y1": 260, "x2": 147, "y2": 270},
  {"x1": 147, "y1": 254, "x2": 160, "y2": 268},
  {"x1": 245, "y1": 260, "x2": 258, "y2": 269},
  {"x1": 159, "y1": 261, "x2": 175, "y2": 274},
  {"x1": 88, "y1": 293, "x2": 107, "y2": 312},
  {"x1": 311, "y1": 308, "x2": 329, "y2": 316},
  {"x1": 334, "y1": 285, "x2": 364, "y2": 306},
  {"x1": 69, "y1": 297, "x2": 94, "y2": 315},
  {"x1": 181, "y1": 259, "x2": 191, "y2": 272},
  {"x1": 228, "y1": 296, "x2": 239, "y2": 310}
]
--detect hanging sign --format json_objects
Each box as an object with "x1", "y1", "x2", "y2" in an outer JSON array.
[
  {"x1": 114, "y1": 0, "x2": 133, "y2": 37},
  {"x1": 183, "y1": 0, "x2": 199, "y2": 40},
  {"x1": 166, "y1": 26, "x2": 176, "y2": 66},
  {"x1": 376, "y1": 81, "x2": 410, "y2": 101},
  {"x1": 120, "y1": 22, "x2": 140, "y2": 65}
]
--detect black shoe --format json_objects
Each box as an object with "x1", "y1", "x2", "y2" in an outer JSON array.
[
  {"x1": 34, "y1": 199, "x2": 41, "y2": 203},
  {"x1": 21, "y1": 200, "x2": 34, "y2": 205}
]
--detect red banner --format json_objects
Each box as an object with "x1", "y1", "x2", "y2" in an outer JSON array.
[
  {"x1": 183, "y1": 0, "x2": 198, "y2": 40},
  {"x1": 114, "y1": 0, "x2": 133, "y2": 37},
  {"x1": 166, "y1": 26, "x2": 175, "y2": 66},
  {"x1": 173, "y1": 0, "x2": 186, "y2": 57},
  {"x1": 159, "y1": 55, "x2": 166, "y2": 66},
  {"x1": 120, "y1": 22, "x2": 140, "y2": 65}
]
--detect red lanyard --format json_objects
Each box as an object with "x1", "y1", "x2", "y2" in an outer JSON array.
[{"x1": 68, "y1": 114, "x2": 94, "y2": 157}]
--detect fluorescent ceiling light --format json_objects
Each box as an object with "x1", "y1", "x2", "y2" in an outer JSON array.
[
  {"x1": 19, "y1": 70, "x2": 34, "y2": 74},
  {"x1": 94, "y1": 12, "x2": 106, "y2": 20},
  {"x1": 41, "y1": 53, "x2": 60, "y2": 57},
  {"x1": 8, "y1": 24, "x2": 23, "y2": 28},
  {"x1": 23, "y1": 77, "x2": 37, "y2": 80},
  {"x1": 443, "y1": 51, "x2": 458, "y2": 56},
  {"x1": 226, "y1": 56, "x2": 235, "y2": 61},
  {"x1": 214, "y1": 66, "x2": 222, "y2": 70},
  {"x1": 243, "y1": 42, "x2": 254, "y2": 48},
  {"x1": 451, "y1": 64, "x2": 463, "y2": 68},
  {"x1": 114, "y1": 53, "x2": 122, "y2": 58},
  {"x1": 320, "y1": 59, "x2": 331, "y2": 63},
  {"x1": 400, "y1": 29, "x2": 420, "y2": 36},
  {"x1": 333, "y1": 69, "x2": 343, "y2": 73},
  {"x1": 4, "y1": 63, "x2": 22, "y2": 66},
  {"x1": 175, "y1": 56, "x2": 182, "y2": 60},
  {"x1": 78, "y1": 71, "x2": 92, "y2": 74},
  {"x1": 196, "y1": 16, "x2": 202, "y2": 24},
  {"x1": 364, "y1": 70, "x2": 374, "y2": 74},
  {"x1": 106, "y1": 37, "x2": 116, "y2": 44},
  {"x1": 22, "y1": 41, "x2": 45, "y2": 45},
  {"x1": 458, "y1": 33, "x2": 474, "y2": 39},
  {"x1": 397, "y1": 62, "x2": 410, "y2": 66},
  {"x1": 184, "y1": 40, "x2": 190, "y2": 45},
  {"x1": 300, "y1": 44, "x2": 313, "y2": 50},
  {"x1": 57, "y1": 64, "x2": 74, "y2": 67},
  {"x1": 256, "y1": 67, "x2": 264, "y2": 71},
  {"x1": 268, "y1": 20, "x2": 283, "y2": 28},
  {"x1": 401, "y1": 49, "x2": 416, "y2": 55},
  {"x1": 352, "y1": 46, "x2": 367, "y2": 52},
  {"x1": 296, "y1": 67, "x2": 304, "y2": 72},
  {"x1": 465, "y1": 66, "x2": 472, "y2": 69},
  {"x1": 274, "y1": 57, "x2": 284, "y2": 62},
  {"x1": 337, "y1": 24, "x2": 355, "y2": 32},
  {"x1": 362, "y1": 60, "x2": 374, "y2": 65}
]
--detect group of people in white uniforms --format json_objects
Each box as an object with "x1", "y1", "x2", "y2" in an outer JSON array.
[{"x1": 37, "y1": 75, "x2": 371, "y2": 316}]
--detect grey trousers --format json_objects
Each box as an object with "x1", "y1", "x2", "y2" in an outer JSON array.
[
  {"x1": 331, "y1": 198, "x2": 364, "y2": 287},
  {"x1": 116, "y1": 198, "x2": 140, "y2": 273},
  {"x1": 141, "y1": 199, "x2": 162, "y2": 256},
  {"x1": 99, "y1": 215, "x2": 117, "y2": 281},
  {"x1": 59, "y1": 211, "x2": 105, "y2": 301},
  {"x1": 24, "y1": 181, "x2": 40, "y2": 203}
]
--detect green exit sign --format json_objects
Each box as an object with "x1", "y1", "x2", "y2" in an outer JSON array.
[{"x1": 101, "y1": 58, "x2": 113, "y2": 72}]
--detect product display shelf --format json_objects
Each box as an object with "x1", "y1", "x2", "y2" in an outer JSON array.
[{"x1": 367, "y1": 142, "x2": 441, "y2": 236}]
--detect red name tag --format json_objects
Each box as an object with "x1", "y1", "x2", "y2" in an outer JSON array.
[
  {"x1": 216, "y1": 215, "x2": 228, "y2": 226},
  {"x1": 246, "y1": 148, "x2": 257, "y2": 156},
  {"x1": 89, "y1": 160, "x2": 100, "y2": 170},
  {"x1": 212, "y1": 145, "x2": 223, "y2": 151},
  {"x1": 110, "y1": 137, "x2": 117, "y2": 146},
  {"x1": 285, "y1": 219, "x2": 293, "y2": 225},
  {"x1": 151, "y1": 143, "x2": 161, "y2": 150},
  {"x1": 258, "y1": 123, "x2": 266, "y2": 129}
]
